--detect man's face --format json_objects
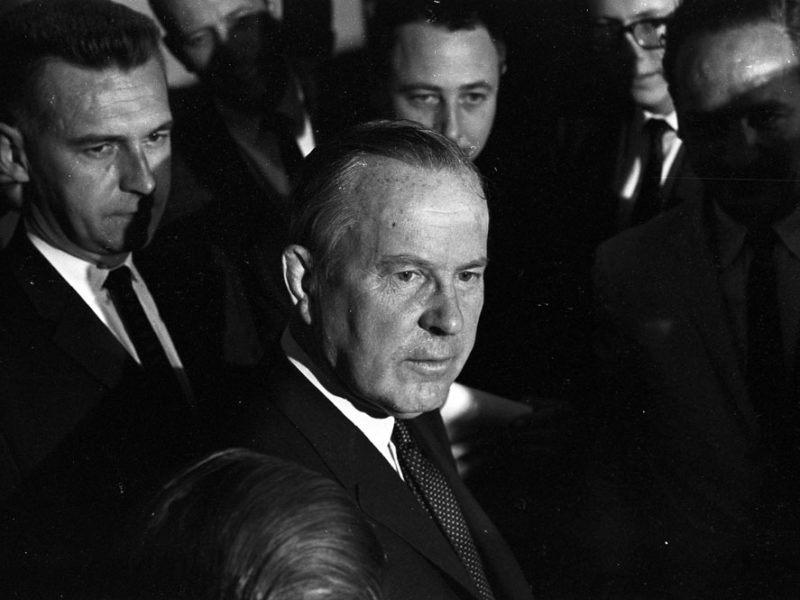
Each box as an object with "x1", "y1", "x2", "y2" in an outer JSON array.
[
  {"x1": 314, "y1": 159, "x2": 488, "y2": 419},
  {"x1": 388, "y1": 22, "x2": 502, "y2": 160},
  {"x1": 589, "y1": 0, "x2": 679, "y2": 114},
  {"x1": 675, "y1": 22, "x2": 800, "y2": 224},
  {"x1": 21, "y1": 58, "x2": 172, "y2": 266},
  {"x1": 161, "y1": 0, "x2": 285, "y2": 110}
]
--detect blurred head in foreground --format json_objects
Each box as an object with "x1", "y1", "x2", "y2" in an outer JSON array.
[{"x1": 134, "y1": 448, "x2": 386, "y2": 600}]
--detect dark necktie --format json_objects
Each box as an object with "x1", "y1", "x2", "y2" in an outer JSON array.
[
  {"x1": 392, "y1": 420, "x2": 495, "y2": 600},
  {"x1": 260, "y1": 113, "x2": 304, "y2": 186},
  {"x1": 276, "y1": 114, "x2": 305, "y2": 183},
  {"x1": 746, "y1": 225, "x2": 788, "y2": 412},
  {"x1": 631, "y1": 118, "x2": 671, "y2": 227},
  {"x1": 104, "y1": 266, "x2": 174, "y2": 373}
]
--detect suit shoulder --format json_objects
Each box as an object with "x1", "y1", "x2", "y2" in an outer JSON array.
[{"x1": 597, "y1": 199, "x2": 701, "y2": 268}]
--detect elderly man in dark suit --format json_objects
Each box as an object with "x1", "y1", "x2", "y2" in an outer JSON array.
[
  {"x1": 223, "y1": 120, "x2": 533, "y2": 600},
  {"x1": 0, "y1": 2, "x2": 235, "y2": 596},
  {"x1": 593, "y1": 0, "x2": 800, "y2": 596}
]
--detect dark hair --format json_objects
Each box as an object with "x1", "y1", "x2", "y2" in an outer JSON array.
[
  {"x1": 368, "y1": 0, "x2": 506, "y2": 81},
  {"x1": 289, "y1": 119, "x2": 483, "y2": 281},
  {"x1": 0, "y1": 0, "x2": 163, "y2": 124},
  {"x1": 134, "y1": 449, "x2": 386, "y2": 600},
  {"x1": 664, "y1": 0, "x2": 800, "y2": 94}
]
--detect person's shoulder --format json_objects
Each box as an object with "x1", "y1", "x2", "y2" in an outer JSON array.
[{"x1": 600, "y1": 198, "x2": 701, "y2": 259}]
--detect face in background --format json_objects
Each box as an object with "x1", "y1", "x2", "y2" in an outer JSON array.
[
  {"x1": 13, "y1": 57, "x2": 172, "y2": 267},
  {"x1": 589, "y1": 0, "x2": 678, "y2": 114},
  {"x1": 159, "y1": 0, "x2": 287, "y2": 111},
  {"x1": 288, "y1": 158, "x2": 488, "y2": 419},
  {"x1": 388, "y1": 22, "x2": 503, "y2": 160},
  {"x1": 674, "y1": 21, "x2": 800, "y2": 225}
]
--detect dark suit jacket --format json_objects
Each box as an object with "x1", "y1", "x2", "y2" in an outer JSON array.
[
  {"x1": 221, "y1": 347, "x2": 534, "y2": 600},
  {"x1": 0, "y1": 226, "x2": 232, "y2": 596},
  {"x1": 557, "y1": 108, "x2": 701, "y2": 234},
  {"x1": 592, "y1": 197, "x2": 800, "y2": 595},
  {"x1": 163, "y1": 85, "x2": 297, "y2": 352}
]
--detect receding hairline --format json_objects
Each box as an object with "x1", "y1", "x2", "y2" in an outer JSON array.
[{"x1": 341, "y1": 153, "x2": 485, "y2": 209}]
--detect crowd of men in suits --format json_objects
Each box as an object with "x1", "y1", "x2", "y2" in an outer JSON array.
[{"x1": 2, "y1": 0, "x2": 800, "y2": 598}]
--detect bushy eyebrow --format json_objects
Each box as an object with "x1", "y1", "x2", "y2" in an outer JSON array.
[
  {"x1": 68, "y1": 118, "x2": 173, "y2": 146},
  {"x1": 397, "y1": 81, "x2": 495, "y2": 94},
  {"x1": 378, "y1": 254, "x2": 489, "y2": 271}
]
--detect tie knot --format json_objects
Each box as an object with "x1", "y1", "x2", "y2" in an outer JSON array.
[
  {"x1": 644, "y1": 118, "x2": 670, "y2": 138},
  {"x1": 103, "y1": 265, "x2": 134, "y2": 293},
  {"x1": 392, "y1": 420, "x2": 414, "y2": 448}
]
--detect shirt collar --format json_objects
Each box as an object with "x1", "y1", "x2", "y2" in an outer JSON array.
[
  {"x1": 26, "y1": 224, "x2": 134, "y2": 292},
  {"x1": 639, "y1": 108, "x2": 679, "y2": 132},
  {"x1": 281, "y1": 329, "x2": 395, "y2": 453},
  {"x1": 713, "y1": 200, "x2": 800, "y2": 269}
]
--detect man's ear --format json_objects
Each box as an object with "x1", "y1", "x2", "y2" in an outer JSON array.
[
  {"x1": 282, "y1": 244, "x2": 315, "y2": 326},
  {"x1": 0, "y1": 123, "x2": 30, "y2": 185}
]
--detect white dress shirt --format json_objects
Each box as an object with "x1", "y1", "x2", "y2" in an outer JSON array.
[
  {"x1": 614, "y1": 109, "x2": 682, "y2": 227},
  {"x1": 27, "y1": 227, "x2": 192, "y2": 399},
  {"x1": 281, "y1": 329, "x2": 403, "y2": 476}
]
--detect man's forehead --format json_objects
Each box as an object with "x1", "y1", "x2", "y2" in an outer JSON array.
[
  {"x1": 391, "y1": 21, "x2": 501, "y2": 75},
  {"x1": 34, "y1": 58, "x2": 169, "y2": 130},
  {"x1": 588, "y1": 0, "x2": 678, "y2": 20},
  {"x1": 678, "y1": 22, "x2": 800, "y2": 110},
  {"x1": 352, "y1": 157, "x2": 482, "y2": 203},
  {"x1": 161, "y1": 0, "x2": 267, "y2": 33}
]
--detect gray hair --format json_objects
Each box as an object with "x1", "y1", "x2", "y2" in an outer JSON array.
[{"x1": 289, "y1": 119, "x2": 484, "y2": 283}]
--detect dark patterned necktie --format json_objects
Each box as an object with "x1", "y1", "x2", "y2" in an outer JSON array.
[
  {"x1": 631, "y1": 118, "x2": 671, "y2": 227},
  {"x1": 392, "y1": 419, "x2": 495, "y2": 600},
  {"x1": 104, "y1": 266, "x2": 174, "y2": 372}
]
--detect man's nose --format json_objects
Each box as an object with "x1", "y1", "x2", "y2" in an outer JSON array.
[
  {"x1": 419, "y1": 284, "x2": 464, "y2": 336},
  {"x1": 438, "y1": 102, "x2": 465, "y2": 149},
  {"x1": 621, "y1": 30, "x2": 649, "y2": 59},
  {"x1": 119, "y1": 147, "x2": 156, "y2": 196}
]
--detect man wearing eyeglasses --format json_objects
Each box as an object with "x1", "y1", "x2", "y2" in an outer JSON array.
[{"x1": 556, "y1": 0, "x2": 700, "y2": 248}]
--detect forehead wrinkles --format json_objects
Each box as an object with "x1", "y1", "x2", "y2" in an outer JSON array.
[
  {"x1": 344, "y1": 160, "x2": 484, "y2": 244},
  {"x1": 35, "y1": 62, "x2": 167, "y2": 134}
]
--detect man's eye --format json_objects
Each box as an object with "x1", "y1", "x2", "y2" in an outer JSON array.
[
  {"x1": 230, "y1": 11, "x2": 262, "y2": 33},
  {"x1": 748, "y1": 108, "x2": 784, "y2": 132},
  {"x1": 395, "y1": 271, "x2": 419, "y2": 283},
  {"x1": 84, "y1": 143, "x2": 114, "y2": 158},
  {"x1": 184, "y1": 31, "x2": 212, "y2": 48},
  {"x1": 146, "y1": 131, "x2": 171, "y2": 147},
  {"x1": 458, "y1": 271, "x2": 482, "y2": 283},
  {"x1": 407, "y1": 93, "x2": 440, "y2": 106},
  {"x1": 461, "y1": 93, "x2": 487, "y2": 106}
]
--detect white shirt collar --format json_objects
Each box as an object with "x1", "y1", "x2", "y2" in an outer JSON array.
[
  {"x1": 26, "y1": 225, "x2": 134, "y2": 326},
  {"x1": 281, "y1": 329, "x2": 399, "y2": 471},
  {"x1": 640, "y1": 108, "x2": 679, "y2": 131}
]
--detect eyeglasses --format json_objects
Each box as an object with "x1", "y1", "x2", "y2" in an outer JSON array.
[{"x1": 591, "y1": 17, "x2": 669, "y2": 50}]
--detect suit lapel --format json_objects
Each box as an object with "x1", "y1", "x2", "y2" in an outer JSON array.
[
  {"x1": 5, "y1": 228, "x2": 133, "y2": 389},
  {"x1": 668, "y1": 201, "x2": 755, "y2": 428},
  {"x1": 265, "y1": 355, "x2": 480, "y2": 598},
  {"x1": 663, "y1": 144, "x2": 703, "y2": 209},
  {"x1": 407, "y1": 414, "x2": 533, "y2": 599}
]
